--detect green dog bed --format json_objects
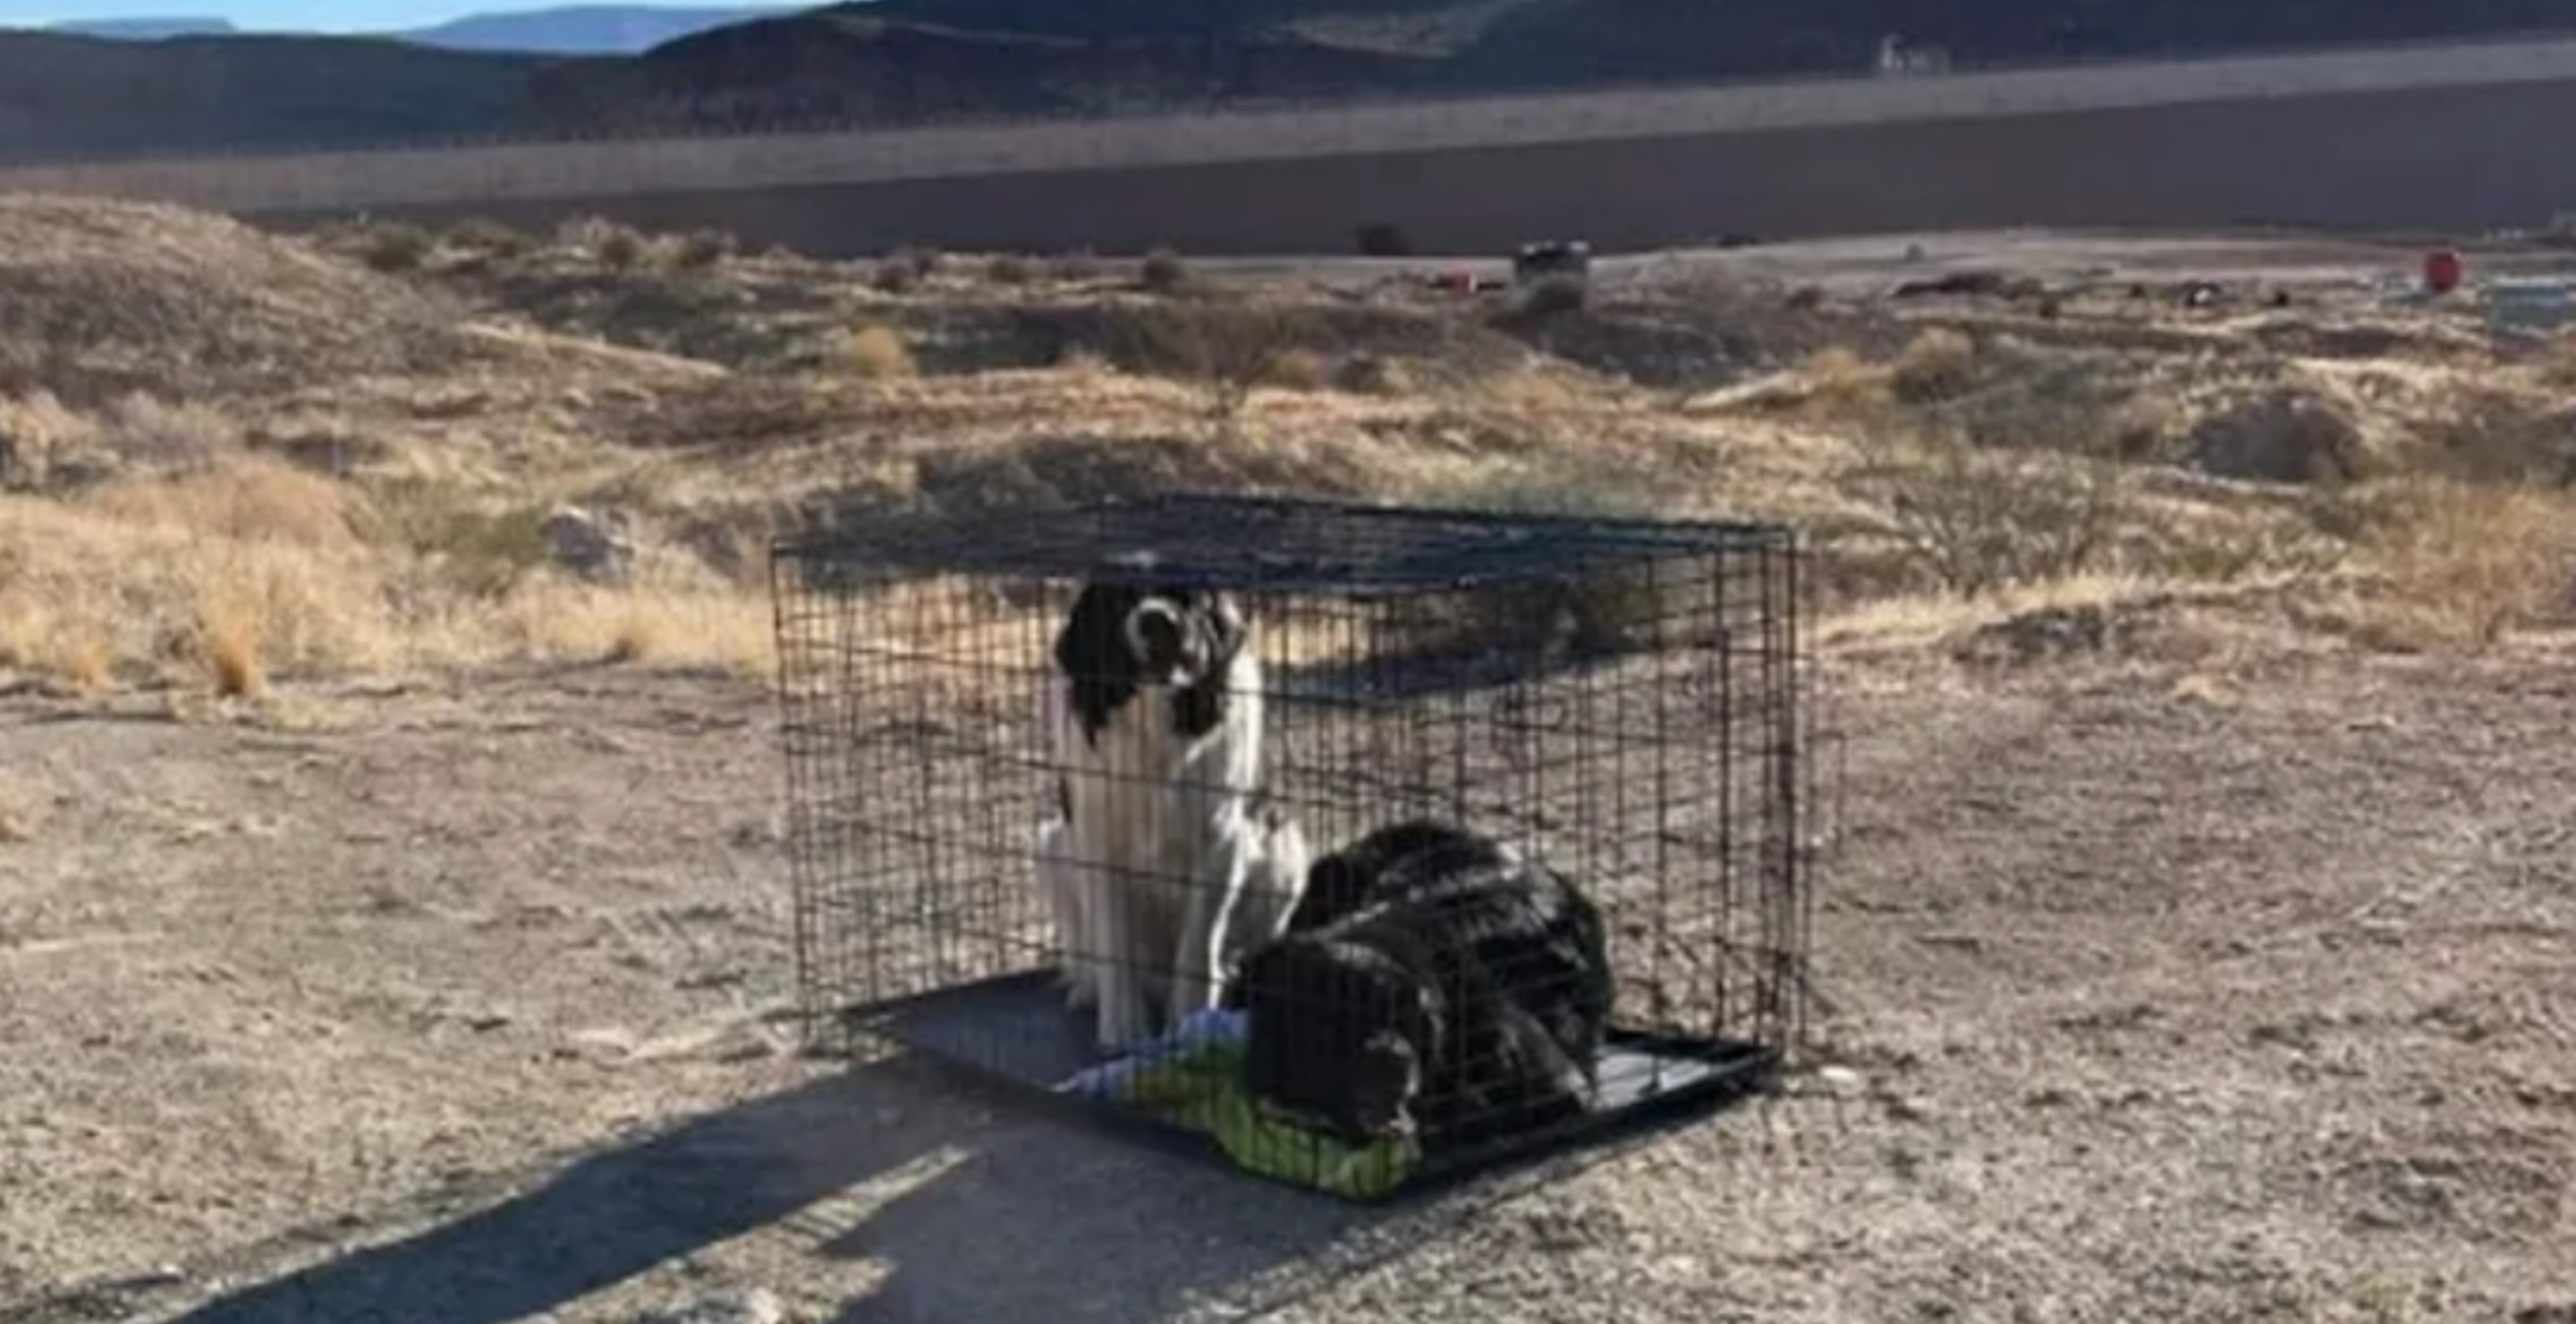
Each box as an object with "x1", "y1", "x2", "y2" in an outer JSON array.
[{"x1": 1057, "y1": 1007, "x2": 1419, "y2": 1201}]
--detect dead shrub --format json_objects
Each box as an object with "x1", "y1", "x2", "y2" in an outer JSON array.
[
  {"x1": 356, "y1": 222, "x2": 436, "y2": 273},
  {"x1": 1332, "y1": 354, "x2": 1412, "y2": 395},
  {"x1": 2185, "y1": 390, "x2": 2370, "y2": 484},
  {"x1": 361, "y1": 477, "x2": 553, "y2": 598},
  {"x1": 1851, "y1": 432, "x2": 2124, "y2": 597},
  {"x1": 1264, "y1": 348, "x2": 1332, "y2": 392},
  {"x1": 985, "y1": 253, "x2": 1036, "y2": 284},
  {"x1": 2419, "y1": 389, "x2": 2572, "y2": 486},
  {"x1": 0, "y1": 390, "x2": 98, "y2": 489},
  {"x1": 889, "y1": 246, "x2": 942, "y2": 280},
  {"x1": 445, "y1": 217, "x2": 531, "y2": 257},
  {"x1": 1953, "y1": 375, "x2": 2174, "y2": 462},
  {"x1": 1399, "y1": 462, "x2": 1695, "y2": 658},
  {"x1": 843, "y1": 324, "x2": 917, "y2": 380},
  {"x1": 2541, "y1": 331, "x2": 2576, "y2": 391},
  {"x1": 1049, "y1": 250, "x2": 1105, "y2": 282},
  {"x1": 1889, "y1": 326, "x2": 1977, "y2": 404},
  {"x1": 552, "y1": 215, "x2": 649, "y2": 269},
  {"x1": 598, "y1": 230, "x2": 646, "y2": 271},
  {"x1": 1110, "y1": 304, "x2": 1317, "y2": 437},
  {"x1": 869, "y1": 260, "x2": 919, "y2": 294},
  {"x1": 674, "y1": 229, "x2": 737, "y2": 269},
  {"x1": 1140, "y1": 247, "x2": 1191, "y2": 293},
  {"x1": 909, "y1": 432, "x2": 1365, "y2": 519},
  {"x1": 97, "y1": 393, "x2": 240, "y2": 472}
]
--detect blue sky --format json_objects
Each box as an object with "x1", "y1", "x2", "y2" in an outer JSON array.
[{"x1": 1, "y1": 0, "x2": 666, "y2": 31}]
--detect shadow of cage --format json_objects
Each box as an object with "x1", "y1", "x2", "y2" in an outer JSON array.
[{"x1": 768, "y1": 492, "x2": 1826, "y2": 1201}]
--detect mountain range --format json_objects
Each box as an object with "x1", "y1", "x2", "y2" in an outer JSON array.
[
  {"x1": 44, "y1": 4, "x2": 792, "y2": 54},
  {"x1": 10, "y1": 0, "x2": 2576, "y2": 165}
]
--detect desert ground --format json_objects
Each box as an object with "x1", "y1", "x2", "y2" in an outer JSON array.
[{"x1": 4, "y1": 200, "x2": 2575, "y2": 1324}]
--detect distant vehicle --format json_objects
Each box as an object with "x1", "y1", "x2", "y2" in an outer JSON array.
[
  {"x1": 1513, "y1": 239, "x2": 1592, "y2": 287},
  {"x1": 1875, "y1": 33, "x2": 1953, "y2": 76}
]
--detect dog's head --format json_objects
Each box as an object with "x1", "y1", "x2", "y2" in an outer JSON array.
[
  {"x1": 1238, "y1": 932, "x2": 1443, "y2": 1144},
  {"x1": 1054, "y1": 557, "x2": 1248, "y2": 695}
]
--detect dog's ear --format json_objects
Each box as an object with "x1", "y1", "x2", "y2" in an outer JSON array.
[
  {"x1": 1204, "y1": 590, "x2": 1250, "y2": 667},
  {"x1": 1053, "y1": 585, "x2": 1100, "y2": 678},
  {"x1": 1056, "y1": 581, "x2": 1140, "y2": 681}
]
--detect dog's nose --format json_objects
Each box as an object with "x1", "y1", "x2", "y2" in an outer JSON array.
[{"x1": 1129, "y1": 602, "x2": 1185, "y2": 669}]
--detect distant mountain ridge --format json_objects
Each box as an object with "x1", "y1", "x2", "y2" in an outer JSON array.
[
  {"x1": 44, "y1": 4, "x2": 789, "y2": 54},
  {"x1": 394, "y1": 4, "x2": 797, "y2": 55},
  {"x1": 12, "y1": 0, "x2": 2576, "y2": 166},
  {"x1": 47, "y1": 14, "x2": 236, "y2": 38}
]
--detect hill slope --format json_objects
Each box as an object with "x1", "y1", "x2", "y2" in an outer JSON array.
[
  {"x1": 0, "y1": 30, "x2": 549, "y2": 164},
  {"x1": 524, "y1": 6, "x2": 1436, "y2": 131}
]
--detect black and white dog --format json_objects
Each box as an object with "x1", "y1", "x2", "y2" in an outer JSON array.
[
  {"x1": 1035, "y1": 558, "x2": 1312, "y2": 1053},
  {"x1": 1230, "y1": 819, "x2": 1614, "y2": 1153}
]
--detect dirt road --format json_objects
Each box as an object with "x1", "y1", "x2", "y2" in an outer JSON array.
[{"x1": 3, "y1": 638, "x2": 2572, "y2": 1323}]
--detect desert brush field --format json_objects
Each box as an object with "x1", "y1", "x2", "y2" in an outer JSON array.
[{"x1": 2, "y1": 197, "x2": 2573, "y2": 1323}]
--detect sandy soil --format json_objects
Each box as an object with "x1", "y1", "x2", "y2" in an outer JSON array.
[{"x1": 4, "y1": 631, "x2": 2572, "y2": 1324}]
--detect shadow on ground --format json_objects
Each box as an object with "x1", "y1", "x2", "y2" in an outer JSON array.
[{"x1": 135, "y1": 1052, "x2": 1606, "y2": 1324}]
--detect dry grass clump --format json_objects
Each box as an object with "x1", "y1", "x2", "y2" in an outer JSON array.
[
  {"x1": 0, "y1": 473, "x2": 395, "y2": 692},
  {"x1": 1886, "y1": 327, "x2": 1979, "y2": 404},
  {"x1": 842, "y1": 324, "x2": 918, "y2": 380},
  {"x1": 84, "y1": 453, "x2": 360, "y2": 548},
  {"x1": 1793, "y1": 345, "x2": 1894, "y2": 417},
  {"x1": 4, "y1": 389, "x2": 249, "y2": 485},
  {"x1": 2343, "y1": 480, "x2": 2576, "y2": 651},
  {"x1": 493, "y1": 574, "x2": 774, "y2": 675},
  {"x1": 2539, "y1": 330, "x2": 2576, "y2": 391},
  {"x1": 0, "y1": 443, "x2": 779, "y2": 693}
]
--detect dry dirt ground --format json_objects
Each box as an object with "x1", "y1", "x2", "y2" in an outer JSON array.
[
  {"x1": 4, "y1": 633, "x2": 2573, "y2": 1324},
  {"x1": 7, "y1": 203, "x2": 2576, "y2": 1324}
]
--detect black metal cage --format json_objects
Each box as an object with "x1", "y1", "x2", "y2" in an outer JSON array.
[{"x1": 770, "y1": 493, "x2": 1819, "y2": 1200}]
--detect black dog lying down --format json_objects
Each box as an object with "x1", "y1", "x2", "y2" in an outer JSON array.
[{"x1": 1229, "y1": 819, "x2": 1615, "y2": 1155}]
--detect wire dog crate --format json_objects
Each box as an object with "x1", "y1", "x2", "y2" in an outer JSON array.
[{"x1": 771, "y1": 493, "x2": 1818, "y2": 1200}]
